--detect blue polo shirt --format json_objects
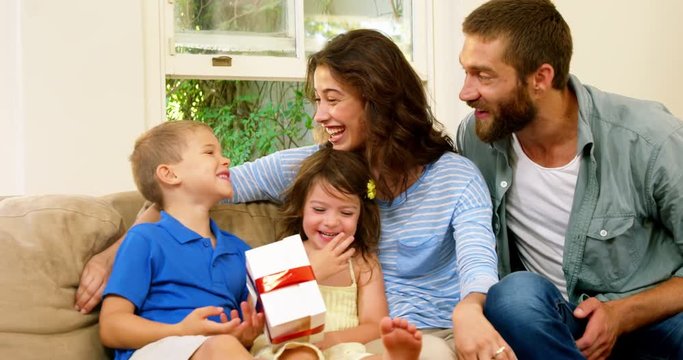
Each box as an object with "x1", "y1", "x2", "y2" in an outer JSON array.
[{"x1": 104, "y1": 211, "x2": 250, "y2": 359}]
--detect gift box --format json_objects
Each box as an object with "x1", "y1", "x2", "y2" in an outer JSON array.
[{"x1": 245, "y1": 234, "x2": 326, "y2": 344}]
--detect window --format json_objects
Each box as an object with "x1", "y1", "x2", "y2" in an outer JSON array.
[
  {"x1": 143, "y1": 0, "x2": 439, "y2": 164},
  {"x1": 163, "y1": 0, "x2": 429, "y2": 80}
]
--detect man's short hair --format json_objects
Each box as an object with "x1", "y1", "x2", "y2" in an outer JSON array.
[{"x1": 463, "y1": 0, "x2": 573, "y2": 88}]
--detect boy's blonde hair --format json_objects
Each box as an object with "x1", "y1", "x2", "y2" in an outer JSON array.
[{"x1": 130, "y1": 120, "x2": 213, "y2": 208}]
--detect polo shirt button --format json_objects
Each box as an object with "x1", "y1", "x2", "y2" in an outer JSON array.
[
  {"x1": 599, "y1": 229, "x2": 608, "y2": 237},
  {"x1": 202, "y1": 239, "x2": 210, "y2": 247},
  {"x1": 500, "y1": 181, "x2": 508, "y2": 188}
]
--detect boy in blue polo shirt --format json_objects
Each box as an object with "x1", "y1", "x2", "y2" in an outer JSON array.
[{"x1": 99, "y1": 120, "x2": 262, "y2": 360}]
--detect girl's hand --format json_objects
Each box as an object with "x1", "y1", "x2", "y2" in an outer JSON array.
[
  {"x1": 307, "y1": 233, "x2": 355, "y2": 281},
  {"x1": 313, "y1": 333, "x2": 335, "y2": 350},
  {"x1": 177, "y1": 306, "x2": 241, "y2": 336}
]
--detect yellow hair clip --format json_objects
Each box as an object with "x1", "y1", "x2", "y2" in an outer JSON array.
[{"x1": 366, "y1": 179, "x2": 376, "y2": 200}]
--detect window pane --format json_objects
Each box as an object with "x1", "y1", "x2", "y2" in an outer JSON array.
[
  {"x1": 171, "y1": 0, "x2": 413, "y2": 59},
  {"x1": 173, "y1": 0, "x2": 296, "y2": 56},
  {"x1": 166, "y1": 79, "x2": 315, "y2": 165},
  {"x1": 304, "y1": 0, "x2": 413, "y2": 60}
]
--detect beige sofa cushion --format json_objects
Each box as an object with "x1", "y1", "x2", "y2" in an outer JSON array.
[
  {"x1": 101, "y1": 190, "x2": 285, "y2": 248},
  {"x1": 210, "y1": 201, "x2": 284, "y2": 248},
  {"x1": 0, "y1": 195, "x2": 124, "y2": 360}
]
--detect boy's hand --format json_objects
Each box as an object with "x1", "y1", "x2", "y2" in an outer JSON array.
[
  {"x1": 178, "y1": 306, "x2": 241, "y2": 336},
  {"x1": 229, "y1": 301, "x2": 265, "y2": 347},
  {"x1": 308, "y1": 233, "x2": 355, "y2": 281}
]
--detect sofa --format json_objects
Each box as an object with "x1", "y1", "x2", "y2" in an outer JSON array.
[{"x1": 0, "y1": 191, "x2": 283, "y2": 359}]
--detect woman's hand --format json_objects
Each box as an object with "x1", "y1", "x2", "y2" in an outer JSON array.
[
  {"x1": 75, "y1": 203, "x2": 162, "y2": 314},
  {"x1": 74, "y1": 246, "x2": 116, "y2": 313},
  {"x1": 452, "y1": 293, "x2": 517, "y2": 360}
]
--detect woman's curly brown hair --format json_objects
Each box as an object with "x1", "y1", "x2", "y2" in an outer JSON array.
[{"x1": 305, "y1": 29, "x2": 455, "y2": 202}]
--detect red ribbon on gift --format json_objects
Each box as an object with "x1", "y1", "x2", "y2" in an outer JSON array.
[
  {"x1": 271, "y1": 323, "x2": 325, "y2": 344},
  {"x1": 255, "y1": 265, "x2": 315, "y2": 294},
  {"x1": 253, "y1": 265, "x2": 325, "y2": 344}
]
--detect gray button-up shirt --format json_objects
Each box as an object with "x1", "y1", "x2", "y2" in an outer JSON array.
[{"x1": 456, "y1": 75, "x2": 683, "y2": 304}]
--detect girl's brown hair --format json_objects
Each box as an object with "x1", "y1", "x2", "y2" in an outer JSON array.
[
  {"x1": 279, "y1": 146, "x2": 380, "y2": 260},
  {"x1": 305, "y1": 29, "x2": 455, "y2": 202}
]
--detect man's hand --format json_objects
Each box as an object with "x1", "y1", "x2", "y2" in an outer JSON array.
[
  {"x1": 74, "y1": 249, "x2": 115, "y2": 313},
  {"x1": 307, "y1": 233, "x2": 355, "y2": 282},
  {"x1": 574, "y1": 297, "x2": 621, "y2": 360}
]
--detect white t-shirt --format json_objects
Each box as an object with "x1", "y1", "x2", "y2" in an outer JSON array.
[{"x1": 506, "y1": 134, "x2": 580, "y2": 300}]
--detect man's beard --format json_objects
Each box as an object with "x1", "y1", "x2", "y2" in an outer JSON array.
[{"x1": 470, "y1": 84, "x2": 537, "y2": 143}]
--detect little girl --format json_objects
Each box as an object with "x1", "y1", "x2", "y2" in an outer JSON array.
[{"x1": 250, "y1": 147, "x2": 422, "y2": 360}]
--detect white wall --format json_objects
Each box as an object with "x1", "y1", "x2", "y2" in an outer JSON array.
[
  {"x1": 0, "y1": 0, "x2": 24, "y2": 195},
  {"x1": 2, "y1": 0, "x2": 681, "y2": 196},
  {"x1": 558, "y1": 0, "x2": 683, "y2": 118},
  {"x1": 441, "y1": 0, "x2": 683, "y2": 136},
  {"x1": 1, "y1": 0, "x2": 146, "y2": 196}
]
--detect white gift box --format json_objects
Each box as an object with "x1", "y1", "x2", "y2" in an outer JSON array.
[{"x1": 245, "y1": 234, "x2": 326, "y2": 344}]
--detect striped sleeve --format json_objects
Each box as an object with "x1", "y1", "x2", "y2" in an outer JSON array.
[
  {"x1": 452, "y1": 166, "x2": 499, "y2": 297},
  {"x1": 228, "y1": 145, "x2": 319, "y2": 203}
]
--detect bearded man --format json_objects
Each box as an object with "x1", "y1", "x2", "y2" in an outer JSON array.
[{"x1": 455, "y1": 0, "x2": 683, "y2": 359}]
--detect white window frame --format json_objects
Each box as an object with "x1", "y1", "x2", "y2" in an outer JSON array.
[
  {"x1": 142, "y1": 0, "x2": 439, "y2": 129},
  {"x1": 164, "y1": 0, "x2": 305, "y2": 81}
]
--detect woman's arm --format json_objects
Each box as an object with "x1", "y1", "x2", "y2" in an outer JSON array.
[
  {"x1": 230, "y1": 145, "x2": 319, "y2": 203},
  {"x1": 450, "y1": 164, "x2": 513, "y2": 359},
  {"x1": 74, "y1": 204, "x2": 162, "y2": 313},
  {"x1": 314, "y1": 255, "x2": 388, "y2": 349}
]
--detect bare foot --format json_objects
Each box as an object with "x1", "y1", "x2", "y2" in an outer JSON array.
[{"x1": 381, "y1": 317, "x2": 422, "y2": 360}]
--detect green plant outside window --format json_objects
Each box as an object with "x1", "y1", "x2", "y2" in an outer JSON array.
[{"x1": 166, "y1": 79, "x2": 314, "y2": 165}]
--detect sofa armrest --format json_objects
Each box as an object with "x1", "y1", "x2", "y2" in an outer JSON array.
[{"x1": 0, "y1": 194, "x2": 123, "y2": 359}]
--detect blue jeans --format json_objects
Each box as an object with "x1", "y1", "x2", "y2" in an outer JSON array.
[{"x1": 484, "y1": 272, "x2": 683, "y2": 359}]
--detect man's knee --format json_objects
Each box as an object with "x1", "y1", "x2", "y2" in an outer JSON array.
[{"x1": 485, "y1": 272, "x2": 560, "y2": 320}]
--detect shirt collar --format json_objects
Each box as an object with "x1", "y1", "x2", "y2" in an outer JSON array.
[
  {"x1": 568, "y1": 74, "x2": 594, "y2": 154},
  {"x1": 159, "y1": 211, "x2": 201, "y2": 244},
  {"x1": 158, "y1": 211, "x2": 241, "y2": 254}
]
